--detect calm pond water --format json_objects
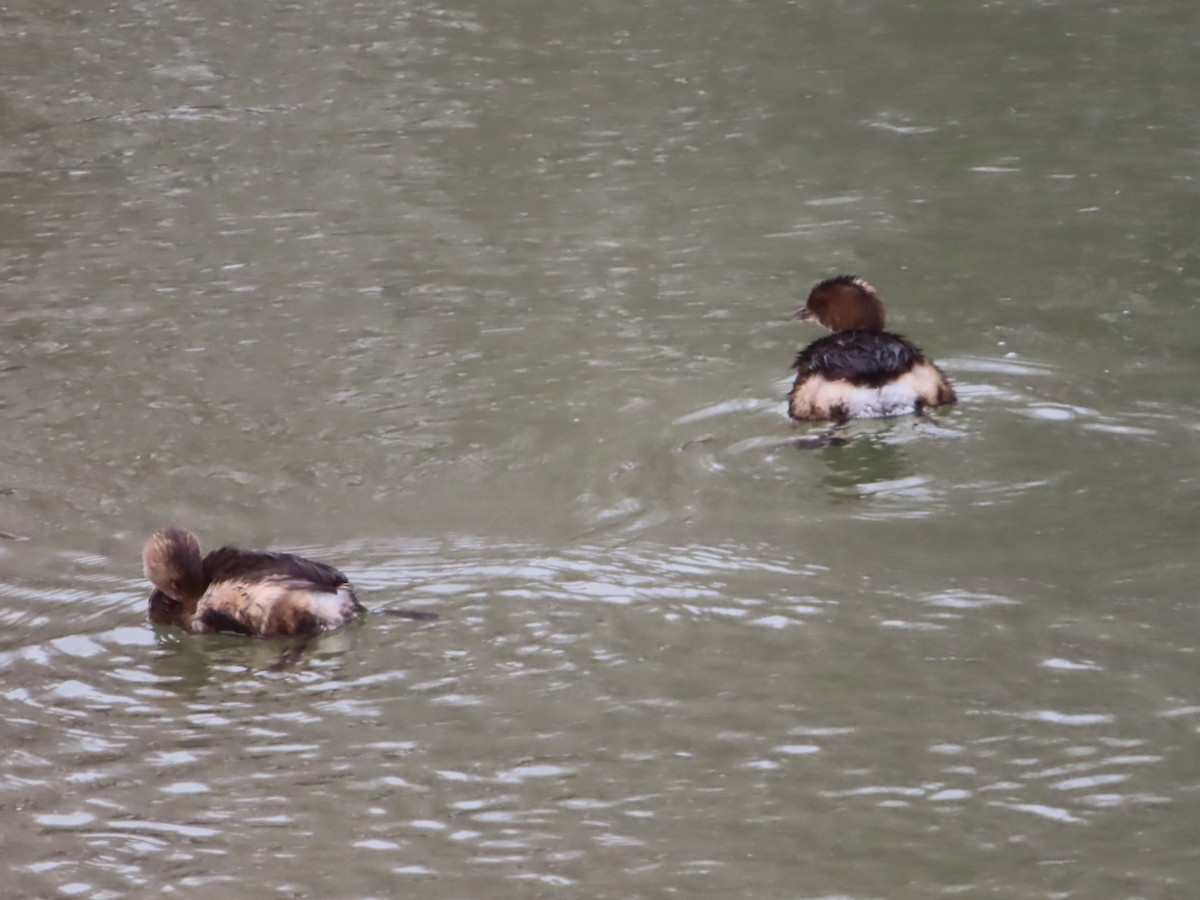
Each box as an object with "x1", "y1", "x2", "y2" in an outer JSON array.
[{"x1": 3, "y1": 0, "x2": 1199, "y2": 897}]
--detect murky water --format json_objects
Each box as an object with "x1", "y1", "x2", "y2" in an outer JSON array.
[{"x1": 3, "y1": 0, "x2": 1199, "y2": 897}]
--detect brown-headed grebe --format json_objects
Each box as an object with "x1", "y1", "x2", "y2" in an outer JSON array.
[
  {"x1": 789, "y1": 275, "x2": 956, "y2": 421},
  {"x1": 142, "y1": 527, "x2": 363, "y2": 637}
]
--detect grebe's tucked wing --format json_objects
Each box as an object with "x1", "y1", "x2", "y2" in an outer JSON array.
[
  {"x1": 793, "y1": 331, "x2": 923, "y2": 386},
  {"x1": 202, "y1": 547, "x2": 350, "y2": 593}
]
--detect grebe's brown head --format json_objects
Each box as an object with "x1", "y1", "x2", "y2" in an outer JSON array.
[
  {"x1": 142, "y1": 527, "x2": 206, "y2": 602},
  {"x1": 795, "y1": 275, "x2": 886, "y2": 333}
]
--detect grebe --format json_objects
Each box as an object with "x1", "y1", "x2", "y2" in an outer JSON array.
[
  {"x1": 789, "y1": 275, "x2": 956, "y2": 421},
  {"x1": 142, "y1": 527, "x2": 363, "y2": 637}
]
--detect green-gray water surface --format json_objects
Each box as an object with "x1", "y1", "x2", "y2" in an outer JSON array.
[{"x1": 2, "y1": 1, "x2": 1199, "y2": 897}]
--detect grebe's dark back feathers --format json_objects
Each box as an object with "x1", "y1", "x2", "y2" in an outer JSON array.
[
  {"x1": 793, "y1": 330, "x2": 925, "y2": 387},
  {"x1": 202, "y1": 546, "x2": 350, "y2": 594}
]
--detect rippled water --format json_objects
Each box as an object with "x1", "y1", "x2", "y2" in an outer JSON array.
[
  {"x1": 3, "y1": 0, "x2": 1200, "y2": 897},
  {"x1": 8, "y1": 538, "x2": 1197, "y2": 897}
]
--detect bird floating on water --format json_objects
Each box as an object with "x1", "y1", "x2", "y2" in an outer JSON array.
[
  {"x1": 788, "y1": 275, "x2": 956, "y2": 421},
  {"x1": 142, "y1": 526, "x2": 435, "y2": 638}
]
